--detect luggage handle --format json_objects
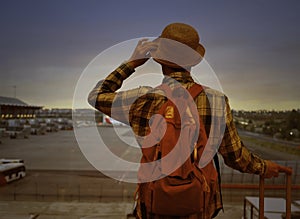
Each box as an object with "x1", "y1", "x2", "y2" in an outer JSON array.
[{"x1": 259, "y1": 172, "x2": 292, "y2": 219}]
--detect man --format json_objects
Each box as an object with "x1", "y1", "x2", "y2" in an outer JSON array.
[{"x1": 88, "y1": 23, "x2": 292, "y2": 219}]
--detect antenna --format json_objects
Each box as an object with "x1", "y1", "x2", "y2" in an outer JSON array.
[{"x1": 12, "y1": 85, "x2": 16, "y2": 98}]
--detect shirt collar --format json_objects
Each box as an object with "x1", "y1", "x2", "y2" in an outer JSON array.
[{"x1": 162, "y1": 72, "x2": 194, "y2": 85}]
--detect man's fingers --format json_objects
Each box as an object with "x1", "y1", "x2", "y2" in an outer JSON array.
[
  {"x1": 140, "y1": 42, "x2": 158, "y2": 50},
  {"x1": 138, "y1": 43, "x2": 158, "y2": 57},
  {"x1": 265, "y1": 161, "x2": 293, "y2": 178},
  {"x1": 128, "y1": 40, "x2": 158, "y2": 68}
]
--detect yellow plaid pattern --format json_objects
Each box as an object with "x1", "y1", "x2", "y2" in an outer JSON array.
[{"x1": 88, "y1": 63, "x2": 266, "y2": 219}]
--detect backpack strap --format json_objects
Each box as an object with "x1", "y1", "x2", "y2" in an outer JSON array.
[
  {"x1": 189, "y1": 84, "x2": 223, "y2": 211},
  {"x1": 187, "y1": 83, "x2": 204, "y2": 99},
  {"x1": 213, "y1": 154, "x2": 223, "y2": 213},
  {"x1": 190, "y1": 84, "x2": 223, "y2": 213}
]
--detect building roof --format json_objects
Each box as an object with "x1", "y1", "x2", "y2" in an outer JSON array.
[
  {"x1": 0, "y1": 96, "x2": 43, "y2": 110},
  {"x1": 0, "y1": 96, "x2": 28, "y2": 106}
]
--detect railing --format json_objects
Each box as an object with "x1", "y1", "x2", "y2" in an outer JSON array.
[{"x1": 0, "y1": 162, "x2": 299, "y2": 205}]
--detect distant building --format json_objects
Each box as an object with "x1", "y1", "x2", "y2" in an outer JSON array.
[
  {"x1": 0, "y1": 96, "x2": 42, "y2": 119},
  {"x1": 37, "y1": 108, "x2": 73, "y2": 118}
]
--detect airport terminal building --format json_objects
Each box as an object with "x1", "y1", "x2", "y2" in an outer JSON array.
[{"x1": 0, "y1": 96, "x2": 42, "y2": 119}]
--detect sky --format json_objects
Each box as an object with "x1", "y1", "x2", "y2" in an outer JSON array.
[{"x1": 0, "y1": 0, "x2": 299, "y2": 110}]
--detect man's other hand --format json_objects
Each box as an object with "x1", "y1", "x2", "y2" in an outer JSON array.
[
  {"x1": 127, "y1": 39, "x2": 158, "y2": 69},
  {"x1": 264, "y1": 160, "x2": 292, "y2": 178}
]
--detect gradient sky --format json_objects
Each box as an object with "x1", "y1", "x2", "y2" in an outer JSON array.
[{"x1": 0, "y1": 0, "x2": 299, "y2": 110}]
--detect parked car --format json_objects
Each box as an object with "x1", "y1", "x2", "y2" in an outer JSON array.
[
  {"x1": 57, "y1": 118, "x2": 73, "y2": 130},
  {"x1": 0, "y1": 120, "x2": 9, "y2": 140},
  {"x1": 6, "y1": 119, "x2": 30, "y2": 139},
  {"x1": 45, "y1": 118, "x2": 59, "y2": 132},
  {"x1": 29, "y1": 119, "x2": 46, "y2": 135}
]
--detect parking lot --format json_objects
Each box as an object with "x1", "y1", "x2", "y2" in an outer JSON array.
[{"x1": 0, "y1": 126, "x2": 300, "y2": 218}]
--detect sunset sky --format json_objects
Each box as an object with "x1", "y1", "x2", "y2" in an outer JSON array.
[{"x1": 0, "y1": 0, "x2": 299, "y2": 110}]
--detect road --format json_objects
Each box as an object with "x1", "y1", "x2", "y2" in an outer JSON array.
[{"x1": 238, "y1": 130, "x2": 300, "y2": 160}]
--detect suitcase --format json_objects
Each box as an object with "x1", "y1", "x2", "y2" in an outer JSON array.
[{"x1": 259, "y1": 172, "x2": 292, "y2": 219}]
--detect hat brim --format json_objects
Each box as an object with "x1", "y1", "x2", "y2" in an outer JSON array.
[{"x1": 150, "y1": 37, "x2": 205, "y2": 68}]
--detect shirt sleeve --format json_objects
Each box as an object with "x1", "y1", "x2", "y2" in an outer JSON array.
[
  {"x1": 218, "y1": 96, "x2": 266, "y2": 175},
  {"x1": 88, "y1": 62, "x2": 149, "y2": 125}
]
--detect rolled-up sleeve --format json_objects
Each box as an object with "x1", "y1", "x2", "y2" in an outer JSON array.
[
  {"x1": 88, "y1": 63, "x2": 135, "y2": 123},
  {"x1": 88, "y1": 62, "x2": 152, "y2": 125}
]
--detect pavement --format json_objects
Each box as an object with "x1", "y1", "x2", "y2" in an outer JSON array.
[
  {"x1": 0, "y1": 169, "x2": 249, "y2": 219},
  {"x1": 0, "y1": 201, "x2": 244, "y2": 219},
  {"x1": 0, "y1": 201, "x2": 133, "y2": 219}
]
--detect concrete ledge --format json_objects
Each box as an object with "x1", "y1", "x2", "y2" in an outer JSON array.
[{"x1": 0, "y1": 201, "x2": 133, "y2": 219}]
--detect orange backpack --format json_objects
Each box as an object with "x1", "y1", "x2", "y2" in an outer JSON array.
[{"x1": 137, "y1": 83, "x2": 219, "y2": 216}]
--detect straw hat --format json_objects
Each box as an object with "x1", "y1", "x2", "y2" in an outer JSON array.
[{"x1": 151, "y1": 23, "x2": 205, "y2": 68}]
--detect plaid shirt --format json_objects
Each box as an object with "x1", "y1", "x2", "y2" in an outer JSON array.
[{"x1": 88, "y1": 63, "x2": 266, "y2": 219}]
